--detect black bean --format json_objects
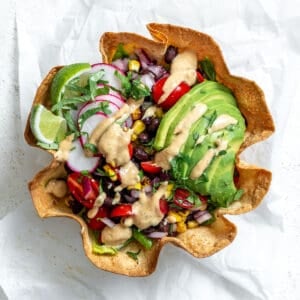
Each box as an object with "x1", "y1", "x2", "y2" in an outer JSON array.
[
  {"x1": 164, "y1": 45, "x2": 178, "y2": 64},
  {"x1": 134, "y1": 147, "x2": 149, "y2": 161},
  {"x1": 159, "y1": 171, "x2": 170, "y2": 181},
  {"x1": 143, "y1": 116, "x2": 152, "y2": 126},
  {"x1": 148, "y1": 117, "x2": 160, "y2": 133},
  {"x1": 138, "y1": 132, "x2": 151, "y2": 144},
  {"x1": 69, "y1": 199, "x2": 84, "y2": 214}
]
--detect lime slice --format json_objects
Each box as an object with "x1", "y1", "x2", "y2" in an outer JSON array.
[
  {"x1": 30, "y1": 104, "x2": 67, "y2": 144},
  {"x1": 50, "y1": 63, "x2": 91, "y2": 104}
]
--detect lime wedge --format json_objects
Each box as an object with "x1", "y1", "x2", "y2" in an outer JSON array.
[
  {"x1": 50, "y1": 63, "x2": 91, "y2": 104},
  {"x1": 30, "y1": 104, "x2": 67, "y2": 144}
]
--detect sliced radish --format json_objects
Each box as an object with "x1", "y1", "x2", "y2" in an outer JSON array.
[
  {"x1": 91, "y1": 63, "x2": 124, "y2": 91},
  {"x1": 95, "y1": 94, "x2": 125, "y2": 109},
  {"x1": 97, "y1": 84, "x2": 125, "y2": 100},
  {"x1": 78, "y1": 100, "x2": 119, "y2": 144},
  {"x1": 67, "y1": 138, "x2": 100, "y2": 172},
  {"x1": 79, "y1": 99, "x2": 120, "y2": 116}
]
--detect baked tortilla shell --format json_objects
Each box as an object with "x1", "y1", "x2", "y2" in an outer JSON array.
[{"x1": 25, "y1": 23, "x2": 275, "y2": 276}]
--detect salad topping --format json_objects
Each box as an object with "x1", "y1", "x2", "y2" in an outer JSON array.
[{"x1": 30, "y1": 45, "x2": 246, "y2": 259}]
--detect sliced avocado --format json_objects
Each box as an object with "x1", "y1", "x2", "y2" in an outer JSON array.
[
  {"x1": 153, "y1": 81, "x2": 233, "y2": 150},
  {"x1": 155, "y1": 80, "x2": 246, "y2": 208}
]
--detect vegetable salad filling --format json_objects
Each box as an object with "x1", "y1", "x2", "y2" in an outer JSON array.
[{"x1": 31, "y1": 44, "x2": 245, "y2": 259}]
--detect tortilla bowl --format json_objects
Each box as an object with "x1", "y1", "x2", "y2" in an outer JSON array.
[{"x1": 24, "y1": 23, "x2": 274, "y2": 276}]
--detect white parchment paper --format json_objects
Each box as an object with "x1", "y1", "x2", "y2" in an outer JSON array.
[{"x1": 1, "y1": 0, "x2": 299, "y2": 299}]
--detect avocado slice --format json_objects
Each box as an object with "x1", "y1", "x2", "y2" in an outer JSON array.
[
  {"x1": 155, "y1": 80, "x2": 246, "y2": 208},
  {"x1": 153, "y1": 81, "x2": 233, "y2": 150}
]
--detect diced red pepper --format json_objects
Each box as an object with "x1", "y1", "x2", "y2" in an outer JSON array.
[
  {"x1": 87, "y1": 206, "x2": 109, "y2": 230},
  {"x1": 110, "y1": 204, "x2": 133, "y2": 218},
  {"x1": 128, "y1": 143, "x2": 134, "y2": 158},
  {"x1": 173, "y1": 188, "x2": 194, "y2": 209},
  {"x1": 196, "y1": 71, "x2": 205, "y2": 83},
  {"x1": 67, "y1": 172, "x2": 99, "y2": 209},
  {"x1": 159, "y1": 198, "x2": 169, "y2": 214},
  {"x1": 140, "y1": 161, "x2": 162, "y2": 174}
]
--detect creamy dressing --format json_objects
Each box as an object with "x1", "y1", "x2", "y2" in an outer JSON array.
[
  {"x1": 159, "y1": 50, "x2": 198, "y2": 103},
  {"x1": 119, "y1": 161, "x2": 140, "y2": 187},
  {"x1": 125, "y1": 182, "x2": 168, "y2": 230},
  {"x1": 101, "y1": 224, "x2": 132, "y2": 247},
  {"x1": 98, "y1": 123, "x2": 133, "y2": 166},
  {"x1": 190, "y1": 139, "x2": 228, "y2": 179},
  {"x1": 208, "y1": 114, "x2": 237, "y2": 134},
  {"x1": 87, "y1": 192, "x2": 107, "y2": 219},
  {"x1": 154, "y1": 103, "x2": 207, "y2": 170},
  {"x1": 46, "y1": 179, "x2": 68, "y2": 198},
  {"x1": 89, "y1": 104, "x2": 131, "y2": 148},
  {"x1": 112, "y1": 192, "x2": 121, "y2": 205},
  {"x1": 54, "y1": 134, "x2": 74, "y2": 162}
]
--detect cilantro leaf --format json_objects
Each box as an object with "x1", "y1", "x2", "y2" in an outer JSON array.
[
  {"x1": 126, "y1": 249, "x2": 141, "y2": 262},
  {"x1": 112, "y1": 43, "x2": 129, "y2": 61},
  {"x1": 199, "y1": 57, "x2": 216, "y2": 81},
  {"x1": 115, "y1": 71, "x2": 150, "y2": 100}
]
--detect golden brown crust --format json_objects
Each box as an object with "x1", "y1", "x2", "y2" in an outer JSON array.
[{"x1": 25, "y1": 23, "x2": 275, "y2": 276}]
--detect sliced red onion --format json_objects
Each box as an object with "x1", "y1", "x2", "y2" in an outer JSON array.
[
  {"x1": 112, "y1": 58, "x2": 129, "y2": 73},
  {"x1": 135, "y1": 49, "x2": 152, "y2": 69},
  {"x1": 124, "y1": 115, "x2": 133, "y2": 128},
  {"x1": 194, "y1": 211, "x2": 212, "y2": 224},
  {"x1": 147, "y1": 65, "x2": 168, "y2": 80},
  {"x1": 100, "y1": 217, "x2": 116, "y2": 228},
  {"x1": 130, "y1": 189, "x2": 140, "y2": 199},
  {"x1": 147, "y1": 231, "x2": 168, "y2": 239},
  {"x1": 124, "y1": 195, "x2": 137, "y2": 203},
  {"x1": 143, "y1": 185, "x2": 152, "y2": 193},
  {"x1": 140, "y1": 73, "x2": 156, "y2": 89},
  {"x1": 82, "y1": 177, "x2": 94, "y2": 200}
]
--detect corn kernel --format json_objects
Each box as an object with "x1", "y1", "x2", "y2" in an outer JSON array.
[
  {"x1": 176, "y1": 222, "x2": 187, "y2": 233},
  {"x1": 187, "y1": 220, "x2": 199, "y2": 229},
  {"x1": 131, "y1": 133, "x2": 137, "y2": 141},
  {"x1": 155, "y1": 107, "x2": 164, "y2": 118},
  {"x1": 131, "y1": 108, "x2": 142, "y2": 120},
  {"x1": 164, "y1": 183, "x2": 174, "y2": 198},
  {"x1": 127, "y1": 182, "x2": 142, "y2": 190},
  {"x1": 178, "y1": 210, "x2": 189, "y2": 222},
  {"x1": 132, "y1": 120, "x2": 146, "y2": 135},
  {"x1": 103, "y1": 164, "x2": 117, "y2": 181},
  {"x1": 128, "y1": 59, "x2": 140, "y2": 72},
  {"x1": 167, "y1": 211, "x2": 182, "y2": 223}
]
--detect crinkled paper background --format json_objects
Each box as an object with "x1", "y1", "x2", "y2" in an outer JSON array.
[{"x1": 1, "y1": 0, "x2": 299, "y2": 299}]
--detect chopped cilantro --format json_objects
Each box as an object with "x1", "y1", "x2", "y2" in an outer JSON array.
[
  {"x1": 199, "y1": 57, "x2": 216, "y2": 81},
  {"x1": 112, "y1": 43, "x2": 129, "y2": 61},
  {"x1": 126, "y1": 249, "x2": 141, "y2": 262}
]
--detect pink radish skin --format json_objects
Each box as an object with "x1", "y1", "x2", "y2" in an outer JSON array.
[
  {"x1": 97, "y1": 84, "x2": 125, "y2": 100},
  {"x1": 78, "y1": 101, "x2": 119, "y2": 145},
  {"x1": 91, "y1": 63, "x2": 124, "y2": 91},
  {"x1": 67, "y1": 138, "x2": 100, "y2": 172},
  {"x1": 95, "y1": 94, "x2": 125, "y2": 109}
]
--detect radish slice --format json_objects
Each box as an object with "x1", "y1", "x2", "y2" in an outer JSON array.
[
  {"x1": 78, "y1": 100, "x2": 119, "y2": 144},
  {"x1": 79, "y1": 113, "x2": 107, "y2": 145},
  {"x1": 95, "y1": 94, "x2": 125, "y2": 109},
  {"x1": 79, "y1": 99, "x2": 120, "y2": 116},
  {"x1": 97, "y1": 84, "x2": 125, "y2": 100},
  {"x1": 67, "y1": 138, "x2": 100, "y2": 172},
  {"x1": 91, "y1": 63, "x2": 124, "y2": 91}
]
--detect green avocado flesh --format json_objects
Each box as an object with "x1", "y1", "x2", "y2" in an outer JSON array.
[{"x1": 154, "y1": 81, "x2": 246, "y2": 208}]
